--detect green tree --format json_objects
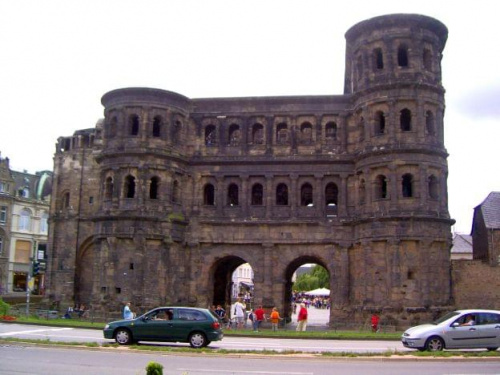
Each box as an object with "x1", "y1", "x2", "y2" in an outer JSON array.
[{"x1": 293, "y1": 265, "x2": 329, "y2": 291}]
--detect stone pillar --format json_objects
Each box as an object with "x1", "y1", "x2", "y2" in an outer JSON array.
[{"x1": 265, "y1": 175, "x2": 273, "y2": 219}]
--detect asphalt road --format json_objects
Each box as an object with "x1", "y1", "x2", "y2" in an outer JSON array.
[
  {"x1": 0, "y1": 323, "x2": 407, "y2": 353},
  {"x1": 1, "y1": 344, "x2": 500, "y2": 375}
]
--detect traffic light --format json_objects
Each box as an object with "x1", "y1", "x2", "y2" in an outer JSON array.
[{"x1": 33, "y1": 261, "x2": 40, "y2": 276}]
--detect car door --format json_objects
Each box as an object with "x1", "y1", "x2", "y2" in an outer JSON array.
[
  {"x1": 175, "y1": 308, "x2": 209, "y2": 341},
  {"x1": 133, "y1": 308, "x2": 174, "y2": 341},
  {"x1": 445, "y1": 314, "x2": 480, "y2": 349},
  {"x1": 473, "y1": 313, "x2": 500, "y2": 349}
]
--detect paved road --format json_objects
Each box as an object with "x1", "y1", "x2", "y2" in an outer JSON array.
[{"x1": 0, "y1": 323, "x2": 407, "y2": 353}]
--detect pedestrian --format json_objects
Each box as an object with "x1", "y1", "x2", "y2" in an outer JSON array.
[
  {"x1": 233, "y1": 298, "x2": 246, "y2": 329},
  {"x1": 296, "y1": 303, "x2": 308, "y2": 331},
  {"x1": 214, "y1": 304, "x2": 226, "y2": 322},
  {"x1": 123, "y1": 302, "x2": 134, "y2": 320},
  {"x1": 269, "y1": 307, "x2": 283, "y2": 332},
  {"x1": 253, "y1": 305, "x2": 266, "y2": 332},
  {"x1": 371, "y1": 313, "x2": 380, "y2": 332}
]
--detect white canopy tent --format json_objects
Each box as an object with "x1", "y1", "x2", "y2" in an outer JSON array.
[{"x1": 304, "y1": 287, "x2": 330, "y2": 296}]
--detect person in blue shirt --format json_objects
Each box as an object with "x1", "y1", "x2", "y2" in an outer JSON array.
[{"x1": 123, "y1": 302, "x2": 134, "y2": 320}]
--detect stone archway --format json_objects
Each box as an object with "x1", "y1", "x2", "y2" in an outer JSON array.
[
  {"x1": 211, "y1": 255, "x2": 248, "y2": 311},
  {"x1": 283, "y1": 255, "x2": 331, "y2": 324},
  {"x1": 75, "y1": 238, "x2": 95, "y2": 306}
]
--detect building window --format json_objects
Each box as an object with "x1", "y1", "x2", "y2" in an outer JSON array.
[
  {"x1": 19, "y1": 209, "x2": 31, "y2": 231},
  {"x1": 124, "y1": 175, "x2": 136, "y2": 198},
  {"x1": 0, "y1": 236, "x2": 3, "y2": 255},
  {"x1": 15, "y1": 239, "x2": 31, "y2": 263},
  {"x1": 359, "y1": 178, "x2": 366, "y2": 204},
  {"x1": 152, "y1": 116, "x2": 162, "y2": 137},
  {"x1": 374, "y1": 111, "x2": 385, "y2": 135},
  {"x1": 402, "y1": 173, "x2": 414, "y2": 198},
  {"x1": 276, "y1": 183, "x2": 289, "y2": 206},
  {"x1": 400, "y1": 109, "x2": 412, "y2": 131},
  {"x1": 300, "y1": 122, "x2": 313, "y2": 144},
  {"x1": 276, "y1": 123, "x2": 289, "y2": 145},
  {"x1": 104, "y1": 177, "x2": 113, "y2": 200},
  {"x1": 19, "y1": 187, "x2": 30, "y2": 198},
  {"x1": 358, "y1": 117, "x2": 365, "y2": 141},
  {"x1": 301, "y1": 183, "x2": 313, "y2": 206},
  {"x1": 423, "y1": 48, "x2": 432, "y2": 71},
  {"x1": 373, "y1": 48, "x2": 384, "y2": 70},
  {"x1": 149, "y1": 177, "x2": 160, "y2": 199},
  {"x1": 0, "y1": 206, "x2": 7, "y2": 224},
  {"x1": 62, "y1": 192, "x2": 70, "y2": 209},
  {"x1": 40, "y1": 212, "x2": 48, "y2": 233},
  {"x1": 252, "y1": 123, "x2": 264, "y2": 144},
  {"x1": 173, "y1": 120, "x2": 182, "y2": 144},
  {"x1": 325, "y1": 183, "x2": 338, "y2": 206},
  {"x1": 205, "y1": 125, "x2": 217, "y2": 146},
  {"x1": 375, "y1": 175, "x2": 388, "y2": 199},
  {"x1": 251, "y1": 184, "x2": 263, "y2": 206},
  {"x1": 398, "y1": 44, "x2": 409, "y2": 67},
  {"x1": 129, "y1": 115, "x2": 140, "y2": 136},
  {"x1": 325, "y1": 122, "x2": 337, "y2": 140},
  {"x1": 0, "y1": 182, "x2": 8, "y2": 194},
  {"x1": 228, "y1": 124, "x2": 241, "y2": 146},
  {"x1": 428, "y1": 175, "x2": 439, "y2": 199},
  {"x1": 227, "y1": 184, "x2": 239, "y2": 206},
  {"x1": 203, "y1": 184, "x2": 215, "y2": 206},
  {"x1": 172, "y1": 180, "x2": 180, "y2": 203}
]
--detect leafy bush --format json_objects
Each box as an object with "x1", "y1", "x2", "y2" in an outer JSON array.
[
  {"x1": 145, "y1": 361, "x2": 163, "y2": 375},
  {"x1": 0, "y1": 298, "x2": 11, "y2": 316}
]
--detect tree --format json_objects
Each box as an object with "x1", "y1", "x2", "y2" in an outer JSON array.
[{"x1": 293, "y1": 265, "x2": 329, "y2": 291}]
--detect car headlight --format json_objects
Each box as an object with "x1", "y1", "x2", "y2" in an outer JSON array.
[
  {"x1": 104, "y1": 324, "x2": 110, "y2": 329},
  {"x1": 403, "y1": 332, "x2": 410, "y2": 337}
]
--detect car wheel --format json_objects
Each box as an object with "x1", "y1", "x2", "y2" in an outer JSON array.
[
  {"x1": 487, "y1": 347, "x2": 499, "y2": 351},
  {"x1": 115, "y1": 328, "x2": 133, "y2": 345},
  {"x1": 425, "y1": 336, "x2": 444, "y2": 351},
  {"x1": 189, "y1": 332, "x2": 207, "y2": 348}
]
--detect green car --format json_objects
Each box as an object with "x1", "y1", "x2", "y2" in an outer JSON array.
[{"x1": 103, "y1": 306, "x2": 223, "y2": 348}]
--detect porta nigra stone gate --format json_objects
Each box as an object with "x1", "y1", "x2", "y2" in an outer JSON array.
[{"x1": 46, "y1": 14, "x2": 454, "y2": 326}]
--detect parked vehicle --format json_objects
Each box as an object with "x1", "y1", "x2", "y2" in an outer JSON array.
[
  {"x1": 103, "y1": 306, "x2": 223, "y2": 348},
  {"x1": 402, "y1": 309, "x2": 500, "y2": 351}
]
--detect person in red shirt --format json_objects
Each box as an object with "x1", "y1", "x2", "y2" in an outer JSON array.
[
  {"x1": 296, "y1": 303, "x2": 308, "y2": 331},
  {"x1": 371, "y1": 313, "x2": 380, "y2": 332},
  {"x1": 253, "y1": 305, "x2": 266, "y2": 332}
]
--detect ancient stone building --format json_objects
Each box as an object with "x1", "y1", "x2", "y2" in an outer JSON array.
[{"x1": 46, "y1": 14, "x2": 453, "y2": 326}]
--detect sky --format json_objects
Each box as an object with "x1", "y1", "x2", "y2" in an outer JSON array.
[{"x1": 1, "y1": 0, "x2": 499, "y2": 234}]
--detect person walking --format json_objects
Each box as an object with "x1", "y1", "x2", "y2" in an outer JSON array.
[
  {"x1": 269, "y1": 307, "x2": 283, "y2": 332},
  {"x1": 296, "y1": 303, "x2": 308, "y2": 331},
  {"x1": 233, "y1": 298, "x2": 246, "y2": 329},
  {"x1": 253, "y1": 305, "x2": 266, "y2": 332},
  {"x1": 371, "y1": 313, "x2": 380, "y2": 332},
  {"x1": 123, "y1": 302, "x2": 134, "y2": 320}
]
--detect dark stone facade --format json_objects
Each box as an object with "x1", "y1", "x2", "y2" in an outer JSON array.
[{"x1": 46, "y1": 14, "x2": 454, "y2": 326}]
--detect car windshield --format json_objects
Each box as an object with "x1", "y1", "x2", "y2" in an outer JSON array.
[{"x1": 433, "y1": 311, "x2": 460, "y2": 325}]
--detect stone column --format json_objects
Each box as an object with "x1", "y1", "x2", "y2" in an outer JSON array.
[{"x1": 265, "y1": 175, "x2": 273, "y2": 219}]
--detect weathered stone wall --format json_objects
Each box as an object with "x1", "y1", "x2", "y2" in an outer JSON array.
[{"x1": 452, "y1": 260, "x2": 500, "y2": 310}]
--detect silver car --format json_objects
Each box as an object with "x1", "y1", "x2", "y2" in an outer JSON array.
[{"x1": 402, "y1": 309, "x2": 500, "y2": 351}]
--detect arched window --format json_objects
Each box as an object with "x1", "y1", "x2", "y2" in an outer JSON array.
[
  {"x1": 19, "y1": 208, "x2": 31, "y2": 231},
  {"x1": 423, "y1": 48, "x2": 432, "y2": 71},
  {"x1": 276, "y1": 183, "x2": 288, "y2": 205},
  {"x1": 428, "y1": 175, "x2": 439, "y2": 199},
  {"x1": 402, "y1": 173, "x2": 414, "y2": 198},
  {"x1": 228, "y1": 124, "x2": 241, "y2": 146},
  {"x1": 252, "y1": 123, "x2": 264, "y2": 144},
  {"x1": 425, "y1": 111, "x2": 435, "y2": 135},
  {"x1": 62, "y1": 192, "x2": 70, "y2": 209},
  {"x1": 205, "y1": 125, "x2": 216, "y2": 146},
  {"x1": 251, "y1": 183, "x2": 263, "y2": 206},
  {"x1": 398, "y1": 44, "x2": 409, "y2": 67},
  {"x1": 203, "y1": 184, "x2": 215, "y2": 206},
  {"x1": 276, "y1": 123, "x2": 288, "y2": 145},
  {"x1": 374, "y1": 111, "x2": 385, "y2": 135},
  {"x1": 300, "y1": 122, "x2": 313, "y2": 144},
  {"x1": 325, "y1": 122, "x2": 337, "y2": 140},
  {"x1": 374, "y1": 48, "x2": 384, "y2": 70},
  {"x1": 375, "y1": 175, "x2": 388, "y2": 199},
  {"x1": 172, "y1": 180, "x2": 180, "y2": 203},
  {"x1": 149, "y1": 177, "x2": 160, "y2": 199},
  {"x1": 129, "y1": 115, "x2": 140, "y2": 136},
  {"x1": 300, "y1": 183, "x2": 313, "y2": 206},
  {"x1": 104, "y1": 177, "x2": 113, "y2": 200},
  {"x1": 152, "y1": 116, "x2": 162, "y2": 137},
  {"x1": 400, "y1": 109, "x2": 412, "y2": 131},
  {"x1": 124, "y1": 175, "x2": 136, "y2": 198},
  {"x1": 325, "y1": 183, "x2": 338, "y2": 206},
  {"x1": 40, "y1": 212, "x2": 48, "y2": 233},
  {"x1": 227, "y1": 183, "x2": 239, "y2": 206}
]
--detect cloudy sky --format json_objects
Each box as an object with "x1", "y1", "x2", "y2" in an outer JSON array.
[{"x1": 1, "y1": 0, "x2": 499, "y2": 233}]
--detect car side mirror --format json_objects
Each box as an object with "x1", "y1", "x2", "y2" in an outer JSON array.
[{"x1": 451, "y1": 322, "x2": 459, "y2": 328}]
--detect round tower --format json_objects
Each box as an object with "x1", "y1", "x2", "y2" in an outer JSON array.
[{"x1": 342, "y1": 14, "x2": 454, "y2": 321}]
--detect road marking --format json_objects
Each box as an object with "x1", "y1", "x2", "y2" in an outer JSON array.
[
  {"x1": 178, "y1": 369, "x2": 313, "y2": 375},
  {"x1": 0, "y1": 328, "x2": 73, "y2": 336}
]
